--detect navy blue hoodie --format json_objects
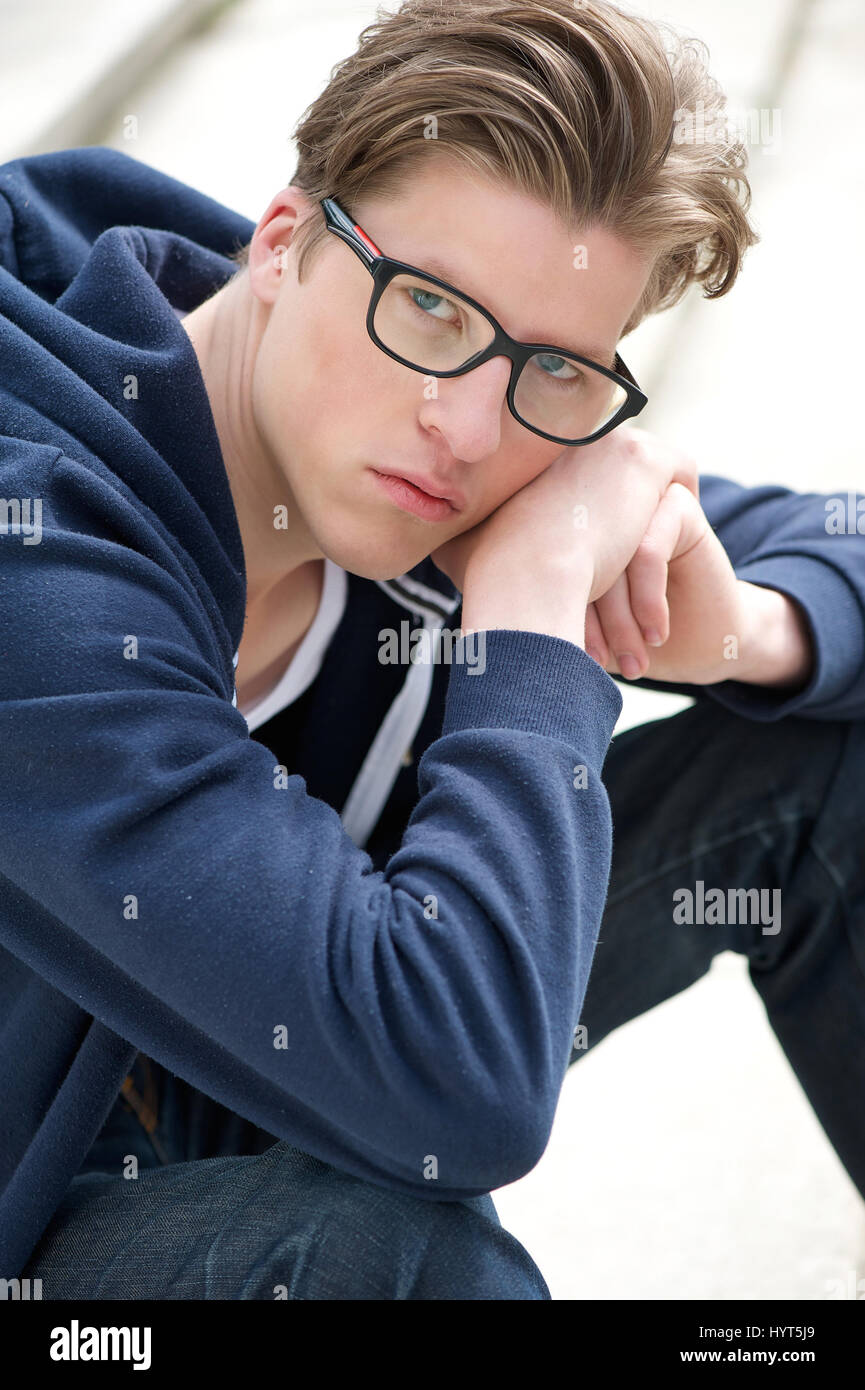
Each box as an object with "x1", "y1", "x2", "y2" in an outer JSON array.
[{"x1": 0, "y1": 148, "x2": 863, "y2": 1277}]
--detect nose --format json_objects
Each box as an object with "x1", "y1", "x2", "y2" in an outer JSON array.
[{"x1": 416, "y1": 355, "x2": 513, "y2": 462}]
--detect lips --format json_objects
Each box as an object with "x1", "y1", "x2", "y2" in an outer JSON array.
[
  {"x1": 369, "y1": 470, "x2": 459, "y2": 523},
  {"x1": 374, "y1": 466, "x2": 465, "y2": 512}
]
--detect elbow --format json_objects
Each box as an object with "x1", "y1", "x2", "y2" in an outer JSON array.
[
  {"x1": 417, "y1": 1080, "x2": 555, "y2": 1195},
  {"x1": 463, "y1": 1106, "x2": 552, "y2": 1193}
]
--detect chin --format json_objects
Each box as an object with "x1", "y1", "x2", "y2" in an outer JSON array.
[
  {"x1": 311, "y1": 518, "x2": 440, "y2": 582},
  {"x1": 330, "y1": 541, "x2": 436, "y2": 582}
]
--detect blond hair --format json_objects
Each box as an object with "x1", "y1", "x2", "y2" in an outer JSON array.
[{"x1": 230, "y1": 0, "x2": 758, "y2": 335}]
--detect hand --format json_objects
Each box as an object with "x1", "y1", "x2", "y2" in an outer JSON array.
[
  {"x1": 431, "y1": 426, "x2": 701, "y2": 648},
  {"x1": 583, "y1": 483, "x2": 814, "y2": 688}
]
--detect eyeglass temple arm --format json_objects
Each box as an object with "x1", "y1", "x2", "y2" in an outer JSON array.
[
  {"x1": 320, "y1": 197, "x2": 382, "y2": 267},
  {"x1": 613, "y1": 351, "x2": 635, "y2": 384}
]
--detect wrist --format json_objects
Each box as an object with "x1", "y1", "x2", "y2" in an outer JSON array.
[
  {"x1": 461, "y1": 554, "x2": 592, "y2": 649},
  {"x1": 734, "y1": 581, "x2": 815, "y2": 690}
]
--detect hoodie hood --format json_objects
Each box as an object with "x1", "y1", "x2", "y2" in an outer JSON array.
[
  {"x1": 0, "y1": 145, "x2": 257, "y2": 642},
  {"x1": 0, "y1": 144, "x2": 251, "y2": 303}
]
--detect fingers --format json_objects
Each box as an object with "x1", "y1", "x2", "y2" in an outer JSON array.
[
  {"x1": 592, "y1": 572, "x2": 647, "y2": 677},
  {"x1": 621, "y1": 505, "x2": 676, "y2": 646},
  {"x1": 671, "y1": 451, "x2": 700, "y2": 502},
  {"x1": 626, "y1": 426, "x2": 700, "y2": 503},
  {"x1": 590, "y1": 482, "x2": 694, "y2": 676},
  {"x1": 584, "y1": 600, "x2": 612, "y2": 669}
]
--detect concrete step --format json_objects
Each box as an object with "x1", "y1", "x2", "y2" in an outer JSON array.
[{"x1": 0, "y1": 0, "x2": 230, "y2": 163}]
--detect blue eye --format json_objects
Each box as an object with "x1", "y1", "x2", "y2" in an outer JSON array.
[
  {"x1": 408, "y1": 287, "x2": 460, "y2": 323},
  {"x1": 535, "y1": 353, "x2": 581, "y2": 380}
]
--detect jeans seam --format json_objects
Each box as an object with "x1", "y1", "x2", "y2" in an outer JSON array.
[
  {"x1": 201, "y1": 1146, "x2": 299, "y2": 1299},
  {"x1": 605, "y1": 809, "x2": 816, "y2": 908},
  {"x1": 807, "y1": 833, "x2": 865, "y2": 991}
]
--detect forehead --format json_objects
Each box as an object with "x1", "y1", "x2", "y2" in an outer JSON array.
[
  {"x1": 352, "y1": 155, "x2": 653, "y2": 365},
  {"x1": 410, "y1": 253, "x2": 615, "y2": 364}
]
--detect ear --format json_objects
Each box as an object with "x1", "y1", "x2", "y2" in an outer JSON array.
[{"x1": 248, "y1": 186, "x2": 317, "y2": 304}]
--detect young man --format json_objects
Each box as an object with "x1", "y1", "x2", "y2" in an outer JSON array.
[{"x1": 0, "y1": 0, "x2": 862, "y2": 1299}]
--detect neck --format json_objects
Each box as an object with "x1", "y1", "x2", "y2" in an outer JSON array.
[{"x1": 179, "y1": 272, "x2": 323, "y2": 614}]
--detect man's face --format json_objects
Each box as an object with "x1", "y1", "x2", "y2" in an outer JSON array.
[{"x1": 249, "y1": 154, "x2": 654, "y2": 581}]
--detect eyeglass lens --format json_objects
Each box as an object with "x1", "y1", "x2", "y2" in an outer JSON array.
[{"x1": 373, "y1": 271, "x2": 628, "y2": 441}]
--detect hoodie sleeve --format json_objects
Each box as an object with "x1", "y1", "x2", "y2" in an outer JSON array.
[
  {"x1": 0, "y1": 445, "x2": 622, "y2": 1201},
  {"x1": 629, "y1": 472, "x2": 865, "y2": 722}
]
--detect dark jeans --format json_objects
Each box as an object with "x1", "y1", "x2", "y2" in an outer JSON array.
[{"x1": 22, "y1": 698, "x2": 865, "y2": 1298}]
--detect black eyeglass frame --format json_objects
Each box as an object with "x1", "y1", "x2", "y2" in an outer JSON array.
[{"x1": 320, "y1": 195, "x2": 648, "y2": 447}]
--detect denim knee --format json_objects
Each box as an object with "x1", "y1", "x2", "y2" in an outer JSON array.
[{"x1": 217, "y1": 1143, "x2": 550, "y2": 1301}]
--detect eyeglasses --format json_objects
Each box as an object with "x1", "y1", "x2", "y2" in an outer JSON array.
[{"x1": 320, "y1": 195, "x2": 648, "y2": 447}]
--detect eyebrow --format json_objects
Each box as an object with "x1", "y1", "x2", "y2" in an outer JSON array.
[{"x1": 412, "y1": 254, "x2": 617, "y2": 369}]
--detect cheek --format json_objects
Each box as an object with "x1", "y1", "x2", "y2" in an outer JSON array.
[{"x1": 256, "y1": 279, "x2": 383, "y2": 431}]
